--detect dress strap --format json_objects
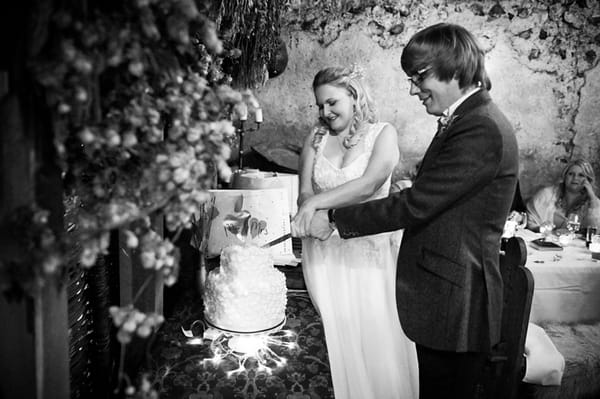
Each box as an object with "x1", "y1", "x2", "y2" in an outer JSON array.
[
  {"x1": 315, "y1": 132, "x2": 329, "y2": 157},
  {"x1": 363, "y1": 122, "x2": 388, "y2": 152}
]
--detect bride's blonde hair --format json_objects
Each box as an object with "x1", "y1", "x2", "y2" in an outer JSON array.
[{"x1": 311, "y1": 65, "x2": 378, "y2": 149}]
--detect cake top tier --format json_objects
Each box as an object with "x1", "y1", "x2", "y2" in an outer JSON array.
[{"x1": 220, "y1": 244, "x2": 273, "y2": 275}]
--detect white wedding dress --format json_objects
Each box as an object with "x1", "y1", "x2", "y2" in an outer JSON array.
[{"x1": 302, "y1": 122, "x2": 419, "y2": 399}]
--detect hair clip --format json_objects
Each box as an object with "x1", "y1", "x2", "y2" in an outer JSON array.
[{"x1": 348, "y1": 64, "x2": 366, "y2": 81}]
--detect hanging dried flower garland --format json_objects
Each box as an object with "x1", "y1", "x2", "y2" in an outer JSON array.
[
  {"x1": 21, "y1": 0, "x2": 241, "y2": 281},
  {"x1": 0, "y1": 0, "x2": 266, "y2": 394},
  {"x1": 212, "y1": 0, "x2": 283, "y2": 87},
  {"x1": 0, "y1": 0, "x2": 288, "y2": 396}
]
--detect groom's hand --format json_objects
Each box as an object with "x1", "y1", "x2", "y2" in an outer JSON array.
[
  {"x1": 290, "y1": 218, "x2": 303, "y2": 238},
  {"x1": 309, "y1": 210, "x2": 334, "y2": 240},
  {"x1": 291, "y1": 201, "x2": 316, "y2": 238}
]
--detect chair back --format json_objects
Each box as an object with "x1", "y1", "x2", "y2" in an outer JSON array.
[{"x1": 483, "y1": 236, "x2": 534, "y2": 399}]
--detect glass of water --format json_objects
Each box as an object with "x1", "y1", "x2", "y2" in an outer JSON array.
[{"x1": 566, "y1": 213, "x2": 581, "y2": 236}]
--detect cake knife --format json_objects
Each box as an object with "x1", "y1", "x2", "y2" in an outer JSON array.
[{"x1": 261, "y1": 233, "x2": 292, "y2": 248}]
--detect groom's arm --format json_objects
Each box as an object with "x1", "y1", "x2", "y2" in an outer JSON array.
[{"x1": 333, "y1": 117, "x2": 504, "y2": 238}]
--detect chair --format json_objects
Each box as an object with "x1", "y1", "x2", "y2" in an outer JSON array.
[
  {"x1": 510, "y1": 180, "x2": 527, "y2": 213},
  {"x1": 482, "y1": 236, "x2": 535, "y2": 399}
]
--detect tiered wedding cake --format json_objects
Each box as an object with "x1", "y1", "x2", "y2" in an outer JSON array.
[{"x1": 203, "y1": 244, "x2": 287, "y2": 333}]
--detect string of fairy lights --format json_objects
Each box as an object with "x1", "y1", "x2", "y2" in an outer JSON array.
[{"x1": 182, "y1": 318, "x2": 298, "y2": 376}]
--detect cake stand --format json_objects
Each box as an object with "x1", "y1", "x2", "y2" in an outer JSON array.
[
  {"x1": 204, "y1": 317, "x2": 288, "y2": 355},
  {"x1": 204, "y1": 317, "x2": 287, "y2": 336}
]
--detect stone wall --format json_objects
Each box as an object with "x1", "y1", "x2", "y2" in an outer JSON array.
[{"x1": 249, "y1": 0, "x2": 600, "y2": 199}]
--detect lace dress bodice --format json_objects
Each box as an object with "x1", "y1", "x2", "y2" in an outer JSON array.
[{"x1": 312, "y1": 122, "x2": 392, "y2": 201}]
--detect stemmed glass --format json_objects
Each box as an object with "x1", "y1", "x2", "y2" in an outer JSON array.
[
  {"x1": 516, "y1": 212, "x2": 527, "y2": 230},
  {"x1": 539, "y1": 221, "x2": 555, "y2": 241},
  {"x1": 566, "y1": 213, "x2": 581, "y2": 237}
]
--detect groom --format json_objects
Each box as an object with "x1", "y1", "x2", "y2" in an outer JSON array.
[{"x1": 293, "y1": 23, "x2": 518, "y2": 398}]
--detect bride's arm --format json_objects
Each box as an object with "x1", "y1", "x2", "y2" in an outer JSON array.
[
  {"x1": 297, "y1": 129, "x2": 317, "y2": 207},
  {"x1": 294, "y1": 124, "x2": 399, "y2": 231}
]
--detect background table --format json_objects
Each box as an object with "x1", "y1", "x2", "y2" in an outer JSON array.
[{"x1": 517, "y1": 229, "x2": 600, "y2": 324}]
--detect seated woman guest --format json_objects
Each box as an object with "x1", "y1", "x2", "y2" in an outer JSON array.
[{"x1": 526, "y1": 159, "x2": 600, "y2": 232}]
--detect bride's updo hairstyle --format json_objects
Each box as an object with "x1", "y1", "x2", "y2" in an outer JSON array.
[
  {"x1": 400, "y1": 23, "x2": 491, "y2": 91},
  {"x1": 311, "y1": 65, "x2": 378, "y2": 149}
]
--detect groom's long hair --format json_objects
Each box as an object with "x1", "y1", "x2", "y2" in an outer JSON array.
[{"x1": 401, "y1": 23, "x2": 492, "y2": 91}]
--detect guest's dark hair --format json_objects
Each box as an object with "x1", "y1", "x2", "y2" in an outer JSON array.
[{"x1": 400, "y1": 23, "x2": 491, "y2": 91}]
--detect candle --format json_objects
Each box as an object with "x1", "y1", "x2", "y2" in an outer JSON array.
[
  {"x1": 591, "y1": 234, "x2": 600, "y2": 257},
  {"x1": 590, "y1": 234, "x2": 600, "y2": 259},
  {"x1": 590, "y1": 242, "x2": 600, "y2": 260},
  {"x1": 255, "y1": 108, "x2": 263, "y2": 123},
  {"x1": 236, "y1": 103, "x2": 248, "y2": 121}
]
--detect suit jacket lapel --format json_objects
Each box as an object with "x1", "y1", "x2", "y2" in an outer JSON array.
[
  {"x1": 415, "y1": 90, "x2": 491, "y2": 179},
  {"x1": 416, "y1": 133, "x2": 444, "y2": 178}
]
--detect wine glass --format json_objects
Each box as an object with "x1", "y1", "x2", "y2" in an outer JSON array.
[
  {"x1": 566, "y1": 213, "x2": 581, "y2": 237},
  {"x1": 539, "y1": 221, "x2": 555, "y2": 241},
  {"x1": 516, "y1": 212, "x2": 527, "y2": 230}
]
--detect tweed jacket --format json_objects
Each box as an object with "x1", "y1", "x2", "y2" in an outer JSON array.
[{"x1": 334, "y1": 90, "x2": 519, "y2": 352}]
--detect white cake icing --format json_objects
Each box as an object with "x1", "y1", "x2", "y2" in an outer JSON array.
[{"x1": 203, "y1": 244, "x2": 287, "y2": 332}]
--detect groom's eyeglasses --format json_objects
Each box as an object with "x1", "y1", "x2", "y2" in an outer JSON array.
[{"x1": 407, "y1": 66, "x2": 433, "y2": 87}]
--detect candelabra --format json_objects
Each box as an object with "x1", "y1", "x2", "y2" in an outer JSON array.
[{"x1": 236, "y1": 107, "x2": 263, "y2": 170}]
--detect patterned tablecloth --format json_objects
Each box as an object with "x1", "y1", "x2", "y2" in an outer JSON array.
[{"x1": 143, "y1": 290, "x2": 334, "y2": 399}]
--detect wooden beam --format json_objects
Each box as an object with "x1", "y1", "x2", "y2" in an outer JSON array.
[
  {"x1": 0, "y1": 90, "x2": 70, "y2": 399},
  {"x1": 0, "y1": 297, "x2": 35, "y2": 398},
  {"x1": 119, "y1": 213, "x2": 164, "y2": 314},
  {"x1": 0, "y1": 0, "x2": 70, "y2": 392},
  {"x1": 35, "y1": 285, "x2": 70, "y2": 399},
  {"x1": 118, "y1": 214, "x2": 164, "y2": 382}
]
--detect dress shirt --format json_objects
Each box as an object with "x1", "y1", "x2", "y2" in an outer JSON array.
[{"x1": 438, "y1": 87, "x2": 482, "y2": 132}]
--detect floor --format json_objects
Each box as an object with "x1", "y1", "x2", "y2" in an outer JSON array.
[{"x1": 143, "y1": 286, "x2": 334, "y2": 398}]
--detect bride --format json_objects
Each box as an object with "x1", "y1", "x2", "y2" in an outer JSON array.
[{"x1": 293, "y1": 65, "x2": 418, "y2": 399}]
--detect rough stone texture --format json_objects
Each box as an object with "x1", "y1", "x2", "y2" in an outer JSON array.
[
  {"x1": 249, "y1": 0, "x2": 600, "y2": 200},
  {"x1": 573, "y1": 64, "x2": 600, "y2": 183}
]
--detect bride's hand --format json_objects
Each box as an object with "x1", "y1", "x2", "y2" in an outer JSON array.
[
  {"x1": 310, "y1": 210, "x2": 334, "y2": 240},
  {"x1": 292, "y1": 201, "x2": 317, "y2": 237},
  {"x1": 297, "y1": 192, "x2": 313, "y2": 207}
]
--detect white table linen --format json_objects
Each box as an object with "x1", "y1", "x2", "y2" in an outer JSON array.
[{"x1": 517, "y1": 229, "x2": 600, "y2": 324}]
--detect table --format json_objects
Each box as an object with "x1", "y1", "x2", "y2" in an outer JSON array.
[{"x1": 517, "y1": 229, "x2": 600, "y2": 324}]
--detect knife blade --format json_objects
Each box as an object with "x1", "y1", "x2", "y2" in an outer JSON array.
[{"x1": 261, "y1": 233, "x2": 292, "y2": 248}]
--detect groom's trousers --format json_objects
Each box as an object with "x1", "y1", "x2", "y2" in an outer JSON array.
[{"x1": 416, "y1": 344, "x2": 488, "y2": 399}]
